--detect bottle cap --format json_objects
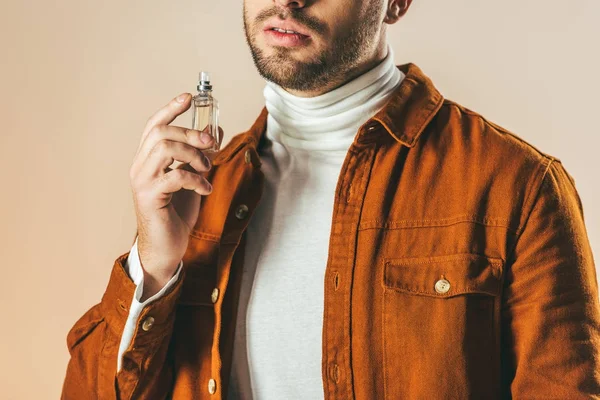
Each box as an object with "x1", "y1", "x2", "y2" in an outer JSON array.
[{"x1": 198, "y1": 71, "x2": 212, "y2": 91}]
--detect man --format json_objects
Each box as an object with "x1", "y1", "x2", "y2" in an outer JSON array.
[{"x1": 62, "y1": 0, "x2": 600, "y2": 399}]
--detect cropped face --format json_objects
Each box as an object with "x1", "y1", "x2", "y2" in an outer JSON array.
[{"x1": 243, "y1": 0, "x2": 388, "y2": 94}]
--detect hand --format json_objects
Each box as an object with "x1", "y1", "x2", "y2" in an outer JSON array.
[{"x1": 129, "y1": 93, "x2": 219, "y2": 300}]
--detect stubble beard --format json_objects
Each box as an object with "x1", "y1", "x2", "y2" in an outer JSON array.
[{"x1": 243, "y1": 5, "x2": 381, "y2": 92}]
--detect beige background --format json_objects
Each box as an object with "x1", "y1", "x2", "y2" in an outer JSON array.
[{"x1": 1, "y1": 0, "x2": 598, "y2": 398}]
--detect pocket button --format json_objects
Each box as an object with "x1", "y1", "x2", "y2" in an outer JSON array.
[{"x1": 434, "y1": 279, "x2": 451, "y2": 294}]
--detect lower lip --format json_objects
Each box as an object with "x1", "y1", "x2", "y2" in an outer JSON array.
[{"x1": 264, "y1": 29, "x2": 311, "y2": 47}]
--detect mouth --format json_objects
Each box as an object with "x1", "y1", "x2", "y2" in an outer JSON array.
[
  {"x1": 264, "y1": 19, "x2": 311, "y2": 37},
  {"x1": 262, "y1": 19, "x2": 312, "y2": 47}
]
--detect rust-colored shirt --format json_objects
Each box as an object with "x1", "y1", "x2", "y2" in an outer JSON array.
[{"x1": 62, "y1": 63, "x2": 600, "y2": 399}]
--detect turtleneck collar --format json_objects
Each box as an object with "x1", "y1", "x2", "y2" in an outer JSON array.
[{"x1": 263, "y1": 44, "x2": 405, "y2": 151}]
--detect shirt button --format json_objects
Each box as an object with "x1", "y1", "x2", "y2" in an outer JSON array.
[
  {"x1": 244, "y1": 149, "x2": 252, "y2": 164},
  {"x1": 208, "y1": 378, "x2": 216, "y2": 394},
  {"x1": 211, "y1": 288, "x2": 219, "y2": 303},
  {"x1": 331, "y1": 363, "x2": 340, "y2": 383},
  {"x1": 141, "y1": 316, "x2": 155, "y2": 331},
  {"x1": 365, "y1": 121, "x2": 379, "y2": 131},
  {"x1": 235, "y1": 204, "x2": 249, "y2": 220},
  {"x1": 434, "y1": 279, "x2": 451, "y2": 294}
]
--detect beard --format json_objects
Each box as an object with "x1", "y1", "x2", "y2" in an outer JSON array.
[{"x1": 243, "y1": 5, "x2": 381, "y2": 92}]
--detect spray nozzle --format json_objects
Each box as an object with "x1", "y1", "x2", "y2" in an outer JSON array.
[{"x1": 197, "y1": 71, "x2": 212, "y2": 91}]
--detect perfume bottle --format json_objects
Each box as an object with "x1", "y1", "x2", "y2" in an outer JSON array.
[{"x1": 192, "y1": 71, "x2": 221, "y2": 152}]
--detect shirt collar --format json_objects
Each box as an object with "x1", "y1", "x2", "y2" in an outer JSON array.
[{"x1": 212, "y1": 63, "x2": 444, "y2": 166}]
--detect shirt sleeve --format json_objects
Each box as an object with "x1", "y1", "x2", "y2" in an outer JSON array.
[
  {"x1": 501, "y1": 158, "x2": 600, "y2": 398},
  {"x1": 117, "y1": 236, "x2": 183, "y2": 372},
  {"x1": 62, "y1": 241, "x2": 186, "y2": 399}
]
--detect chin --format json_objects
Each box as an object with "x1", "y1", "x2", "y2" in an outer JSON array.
[{"x1": 261, "y1": 44, "x2": 324, "y2": 65}]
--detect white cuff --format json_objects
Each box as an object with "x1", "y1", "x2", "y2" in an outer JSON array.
[{"x1": 117, "y1": 236, "x2": 183, "y2": 372}]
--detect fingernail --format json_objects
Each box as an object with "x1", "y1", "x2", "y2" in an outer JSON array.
[
  {"x1": 176, "y1": 93, "x2": 189, "y2": 103},
  {"x1": 201, "y1": 132, "x2": 213, "y2": 143}
]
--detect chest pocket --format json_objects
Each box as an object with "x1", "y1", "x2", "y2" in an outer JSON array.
[{"x1": 381, "y1": 253, "x2": 504, "y2": 399}]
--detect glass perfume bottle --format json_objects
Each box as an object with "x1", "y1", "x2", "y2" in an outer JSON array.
[{"x1": 192, "y1": 71, "x2": 221, "y2": 152}]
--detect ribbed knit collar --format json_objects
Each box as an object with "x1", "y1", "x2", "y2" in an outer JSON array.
[{"x1": 263, "y1": 44, "x2": 405, "y2": 151}]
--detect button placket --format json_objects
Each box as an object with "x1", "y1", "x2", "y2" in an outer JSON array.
[
  {"x1": 209, "y1": 146, "x2": 261, "y2": 398},
  {"x1": 322, "y1": 143, "x2": 377, "y2": 398}
]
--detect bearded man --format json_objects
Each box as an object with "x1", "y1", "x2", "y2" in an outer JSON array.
[{"x1": 62, "y1": 1, "x2": 600, "y2": 399}]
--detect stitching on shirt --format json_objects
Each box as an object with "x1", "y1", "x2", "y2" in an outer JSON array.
[
  {"x1": 383, "y1": 254, "x2": 503, "y2": 297},
  {"x1": 385, "y1": 284, "x2": 497, "y2": 297},
  {"x1": 384, "y1": 253, "x2": 503, "y2": 265},
  {"x1": 513, "y1": 157, "x2": 554, "y2": 236},
  {"x1": 341, "y1": 151, "x2": 354, "y2": 397},
  {"x1": 188, "y1": 231, "x2": 220, "y2": 242},
  {"x1": 347, "y1": 146, "x2": 376, "y2": 398},
  {"x1": 404, "y1": 88, "x2": 444, "y2": 146},
  {"x1": 359, "y1": 213, "x2": 517, "y2": 233},
  {"x1": 382, "y1": 285, "x2": 389, "y2": 400},
  {"x1": 504, "y1": 158, "x2": 555, "y2": 266},
  {"x1": 443, "y1": 100, "x2": 554, "y2": 161}
]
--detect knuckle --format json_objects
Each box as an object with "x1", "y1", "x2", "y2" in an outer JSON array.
[
  {"x1": 166, "y1": 168, "x2": 179, "y2": 179},
  {"x1": 153, "y1": 139, "x2": 170, "y2": 155},
  {"x1": 145, "y1": 115, "x2": 158, "y2": 131},
  {"x1": 157, "y1": 170, "x2": 173, "y2": 185},
  {"x1": 184, "y1": 128, "x2": 194, "y2": 139},
  {"x1": 148, "y1": 125, "x2": 163, "y2": 140},
  {"x1": 171, "y1": 168, "x2": 187, "y2": 181},
  {"x1": 187, "y1": 128, "x2": 203, "y2": 143},
  {"x1": 129, "y1": 164, "x2": 141, "y2": 184}
]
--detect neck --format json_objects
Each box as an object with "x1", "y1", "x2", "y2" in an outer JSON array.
[
  {"x1": 263, "y1": 44, "x2": 405, "y2": 152},
  {"x1": 280, "y1": 40, "x2": 389, "y2": 98}
]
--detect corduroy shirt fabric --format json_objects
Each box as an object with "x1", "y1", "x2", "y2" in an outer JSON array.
[{"x1": 62, "y1": 63, "x2": 600, "y2": 400}]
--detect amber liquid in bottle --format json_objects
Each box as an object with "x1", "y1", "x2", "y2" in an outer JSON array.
[{"x1": 192, "y1": 71, "x2": 221, "y2": 153}]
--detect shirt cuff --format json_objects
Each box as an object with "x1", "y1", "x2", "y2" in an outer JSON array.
[
  {"x1": 117, "y1": 236, "x2": 183, "y2": 372},
  {"x1": 126, "y1": 236, "x2": 183, "y2": 305}
]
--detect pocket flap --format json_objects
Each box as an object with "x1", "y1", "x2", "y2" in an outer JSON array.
[{"x1": 383, "y1": 253, "x2": 503, "y2": 298}]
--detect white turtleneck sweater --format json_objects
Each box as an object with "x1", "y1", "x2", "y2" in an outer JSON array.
[{"x1": 118, "y1": 45, "x2": 404, "y2": 399}]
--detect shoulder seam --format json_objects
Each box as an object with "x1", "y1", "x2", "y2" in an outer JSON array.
[
  {"x1": 509, "y1": 156, "x2": 555, "y2": 257},
  {"x1": 442, "y1": 99, "x2": 555, "y2": 161}
]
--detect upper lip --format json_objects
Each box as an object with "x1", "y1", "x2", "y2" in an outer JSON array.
[{"x1": 264, "y1": 19, "x2": 311, "y2": 37}]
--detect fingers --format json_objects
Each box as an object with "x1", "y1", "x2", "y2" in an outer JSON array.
[
  {"x1": 155, "y1": 168, "x2": 213, "y2": 197},
  {"x1": 136, "y1": 124, "x2": 215, "y2": 165},
  {"x1": 144, "y1": 139, "x2": 212, "y2": 179},
  {"x1": 130, "y1": 93, "x2": 223, "y2": 199},
  {"x1": 139, "y1": 93, "x2": 193, "y2": 151}
]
